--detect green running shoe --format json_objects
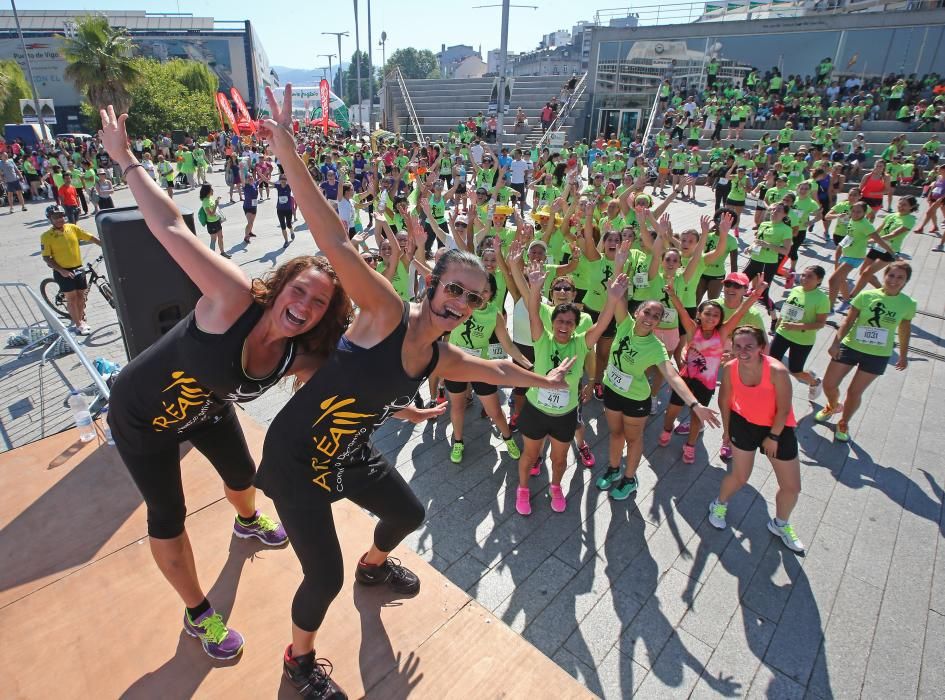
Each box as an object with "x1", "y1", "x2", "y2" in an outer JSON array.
[
  {"x1": 450, "y1": 442, "x2": 465, "y2": 464},
  {"x1": 504, "y1": 437, "x2": 521, "y2": 459},
  {"x1": 609, "y1": 476, "x2": 638, "y2": 501},
  {"x1": 595, "y1": 467, "x2": 622, "y2": 491}
]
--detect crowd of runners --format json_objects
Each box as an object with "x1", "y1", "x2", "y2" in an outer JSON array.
[{"x1": 33, "y1": 63, "x2": 944, "y2": 698}]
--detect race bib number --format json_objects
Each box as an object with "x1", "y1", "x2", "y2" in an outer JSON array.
[
  {"x1": 278, "y1": 195, "x2": 288, "y2": 204},
  {"x1": 781, "y1": 303, "x2": 804, "y2": 322},
  {"x1": 717, "y1": 178, "x2": 729, "y2": 186},
  {"x1": 855, "y1": 326, "x2": 888, "y2": 346},
  {"x1": 488, "y1": 343, "x2": 506, "y2": 360},
  {"x1": 250, "y1": 199, "x2": 258, "y2": 208},
  {"x1": 661, "y1": 306, "x2": 677, "y2": 324},
  {"x1": 839, "y1": 235, "x2": 854, "y2": 249},
  {"x1": 460, "y1": 346, "x2": 483, "y2": 358},
  {"x1": 537, "y1": 388, "x2": 569, "y2": 410},
  {"x1": 605, "y1": 364, "x2": 633, "y2": 393},
  {"x1": 633, "y1": 272, "x2": 649, "y2": 288}
]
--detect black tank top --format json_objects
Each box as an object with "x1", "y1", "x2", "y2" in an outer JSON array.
[
  {"x1": 255, "y1": 302, "x2": 438, "y2": 504},
  {"x1": 108, "y1": 301, "x2": 295, "y2": 444}
]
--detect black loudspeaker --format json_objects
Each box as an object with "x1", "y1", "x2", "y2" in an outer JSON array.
[{"x1": 96, "y1": 206, "x2": 201, "y2": 360}]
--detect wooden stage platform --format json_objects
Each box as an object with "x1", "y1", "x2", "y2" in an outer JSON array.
[{"x1": 0, "y1": 412, "x2": 593, "y2": 699}]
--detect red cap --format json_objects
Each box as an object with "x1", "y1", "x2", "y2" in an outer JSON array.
[{"x1": 724, "y1": 272, "x2": 750, "y2": 287}]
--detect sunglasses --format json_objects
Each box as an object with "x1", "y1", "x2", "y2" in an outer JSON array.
[
  {"x1": 723, "y1": 281, "x2": 746, "y2": 289},
  {"x1": 552, "y1": 285, "x2": 574, "y2": 292},
  {"x1": 440, "y1": 281, "x2": 486, "y2": 309},
  {"x1": 362, "y1": 255, "x2": 381, "y2": 263}
]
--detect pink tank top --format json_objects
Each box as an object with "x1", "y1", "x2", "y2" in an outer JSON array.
[
  {"x1": 681, "y1": 327, "x2": 724, "y2": 391},
  {"x1": 729, "y1": 355, "x2": 796, "y2": 427},
  {"x1": 862, "y1": 174, "x2": 885, "y2": 199}
]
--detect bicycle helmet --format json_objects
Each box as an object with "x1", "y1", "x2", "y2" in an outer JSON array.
[{"x1": 45, "y1": 204, "x2": 66, "y2": 218}]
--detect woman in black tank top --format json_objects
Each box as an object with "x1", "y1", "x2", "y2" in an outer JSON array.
[
  {"x1": 254, "y1": 87, "x2": 578, "y2": 698},
  {"x1": 98, "y1": 107, "x2": 353, "y2": 662}
]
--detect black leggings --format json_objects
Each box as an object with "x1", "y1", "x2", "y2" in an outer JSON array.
[
  {"x1": 273, "y1": 466, "x2": 425, "y2": 632},
  {"x1": 277, "y1": 209, "x2": 293, "y2": 231},
  {"x1": 743, "y1": 259, "x2": 779, "y2": 311},
  {"x1": 113, "y1": 407, "x2": 256, "y2": 539},
  {"x1": 715, "y1": 182, "x2": 731, "y2": 211}
]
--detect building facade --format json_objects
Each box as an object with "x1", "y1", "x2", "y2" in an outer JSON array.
[
  {"x1": 584, "y1": 5, "x2": 945, "y2": 142},
  {"x1": 0, "y1": 10, "x2": 274, "y2": 131}
]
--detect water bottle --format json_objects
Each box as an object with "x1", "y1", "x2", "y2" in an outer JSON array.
[
  {"x1": 100, "y1": 406, "x2": 115, "y2": 446},
  {"x1": 68, "y1": 391, "x2": 96, "y2": 443}
]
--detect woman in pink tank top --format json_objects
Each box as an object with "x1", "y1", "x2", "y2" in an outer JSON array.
[{"x1": 707, "y1": 326, "x2": 806, "y2": 554}]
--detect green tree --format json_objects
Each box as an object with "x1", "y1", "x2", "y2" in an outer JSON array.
[
  {"x1": 60, "y1": 15, "x2": 141, "y2": 114},
  {"x1": 80, "y1": 58, "x2": 217, "y2": 135},
  {"x1": 342, "y1": 50, "x2": 376, "y2": 105},
  {"x1": 384, "y1": 48, "x2": 439, "y2": 81},
  {"x1": 164, "y1": 59, "x2": 218, "y2": 96},
  {"x1": 0, "y1": 59, "x2": 31, "y2": 124}
]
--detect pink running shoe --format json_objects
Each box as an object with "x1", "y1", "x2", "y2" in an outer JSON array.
[
  {"x1": 674, "y1": 421, "x2": 691, "y2": 435},
  {"x1": 682, "y1": 444, "x2": 696, "y2": 464},
  {"x1": 549, "y1": 484, "x2": 566, "y2": 512},
  {"x1": 720, "y1": 442, "x2": 733, "y2": 460},
  {"x1": 529, "y1": 458, "x2": 542, "y2": 477},
  {"x1": 516, "y1": 486, "x2": 531, "y2": 516},
  {"x1": 578, "y1": 443, "x2": 595, "y2": 468},
  {"x1": 658, "y1": 430, "x2": 672, "y2": 447}
]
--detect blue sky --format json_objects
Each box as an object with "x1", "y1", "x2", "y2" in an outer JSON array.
[{"x1": 28, "y1": 0, "x2": 664, "y2": 69}]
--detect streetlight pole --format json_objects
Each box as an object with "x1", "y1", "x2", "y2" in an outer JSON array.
[
  {"x1": 379, "y1": 32, "x2": 387, "y2": 76},
  {"x1": 11, "y1": 0, "x2": 50, "y2": 141},
  {"x1": 366, "y1": 0, "x2": 374, "y2": 130},
  {"x1": 353, "y1": 0, "x2": 363, "y2": 130},
  {"x1": 319, "y1": 54, "x2": 337, "y2": 90},
  {"x1": 322, "y1": 31, "x2": 349, "y2": 102}
]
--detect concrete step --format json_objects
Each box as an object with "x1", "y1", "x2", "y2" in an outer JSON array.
[{"x1": 735, "y1": 128, "x2": 935, "y2": 145}]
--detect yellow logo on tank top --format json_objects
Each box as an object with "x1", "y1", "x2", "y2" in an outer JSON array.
[
  {"x1": 152, "y1": 371, "x2": 212, "y2": 432},
  {"x1": 309, "y1": 395, "x2": 377, "y2": 492}
]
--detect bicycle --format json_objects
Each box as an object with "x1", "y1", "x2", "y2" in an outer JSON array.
[{"x1": 39, "y1": 255, "x2": 116, "y2": 320}]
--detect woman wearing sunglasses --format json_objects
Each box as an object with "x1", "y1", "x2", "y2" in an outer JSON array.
[
  {"x1": 446, "y1": 265, "x2": 530, "y2": 465},
  {"x1": 252, "y1": 86, "x2": 576, "y2": 699}
]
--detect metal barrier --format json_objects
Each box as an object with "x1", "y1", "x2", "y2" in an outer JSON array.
[
  {"x1": 534, "y1": 72, "x2": 589, "y2": 152},
  {"x1": 0, "y1": 282, "x2": 110, "y2": 403},
  {"x1": 640, "y1": 88, "x2": 664, "y2": 154}
]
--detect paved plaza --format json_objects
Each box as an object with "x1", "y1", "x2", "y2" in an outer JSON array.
[{"x1": 0, "y1": 165, "x2": 942, "y2": 698}]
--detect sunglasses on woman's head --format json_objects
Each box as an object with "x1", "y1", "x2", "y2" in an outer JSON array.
[{"x1": 440, "y1": 281, "x2": 486, "y2": 309}]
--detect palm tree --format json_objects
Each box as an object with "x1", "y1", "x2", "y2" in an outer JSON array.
[{"x1": 60, "y1": 15, "x2": 141, "y2": 114}]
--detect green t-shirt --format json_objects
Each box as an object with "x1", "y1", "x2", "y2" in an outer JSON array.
[
  {"x1": 838, "y1": 217, "x2": 874, "y2": 259},
  {"x1": 449, "y1": 300, "x2": 500, "y2": 358},
  {"x1": 842, "y1": 289, "x2": 916, "y2": 357},
  {"x1": 715, "y1": 297, "x2": 766, "y2": 332},
  {"x1": 377, "y1": 259, "x2": 411, "y2": 301},
  {"x1": 629, "y1": 251, "x2": 660, "y2": 302},
  {"x1": 776, "y1": 286, "x2": 829, "y2": 345},
  {"x1": 525, "y1": 329, "x2": 588, "y2": 415},
  {"x1": 582, "y1": 253, "x2": 637, "y2": 312},
  {"x1": 750, "y1": 221, "x2": 792, "y2": 264},
  {"x1": 201, "y1": 196, "x2": 220, "y2": 223},
  {"x1": 704, "y1": 232, "x2": 737, "y2": 278},
  {"x1": 603, "y1": 316, "x2": 670, "y2": 400},
  {"x1": 874, "y1": 212, "x2": 916, "y2": 254},
  {"x1": 677, "y1": 256, "x2": 706, "y2": 307},
  {"x1": 793, "y1": 196, "x2": 821, "y2": 227}
]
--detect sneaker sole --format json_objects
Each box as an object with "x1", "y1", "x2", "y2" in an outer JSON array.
[
  {"x1": 183, "y1": 625, "x2": 244, "y2": 660},
  {"x1": 233, "y1": 529, "x2": 288, "y2": 546}
]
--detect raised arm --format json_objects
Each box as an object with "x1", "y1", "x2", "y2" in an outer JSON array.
[
  {"x1": 259, "y1": 86, "x2": 402, "y2": 320},
  {"x1": 98, "y1": 107, "x2": 249, "y2": 318}
]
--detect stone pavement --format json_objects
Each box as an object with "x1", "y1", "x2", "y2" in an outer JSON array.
[{"x1": 0, "y1": 165, "x2": 942, "y2": 698}]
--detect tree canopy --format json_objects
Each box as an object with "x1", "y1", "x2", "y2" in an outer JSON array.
[
  {"x1": 384, "y1": 48, "x2": 439, "y2": 82},
  {"x1": 60, "y1": 15, "x2": 141, "y2": 114},
  {"x1": 0, "y1": 59, "x2": 31, "y2": 124},
  {"x1": 81, "y1": 58, "x2": 218, "y2": 136}
]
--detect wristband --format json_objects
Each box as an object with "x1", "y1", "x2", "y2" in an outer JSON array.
[
  {"x1": 689, "y1": 400, "x2": 700, "y2": 410},
  {"x1": 122, "y1": 162, "x2": 144, "y2": 178},
  {"x1": 767, "y1": 432, "x2": 781, "y2": 441}
]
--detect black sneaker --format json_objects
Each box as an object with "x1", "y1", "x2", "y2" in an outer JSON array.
[
  {"x1": 283, "y1": 646, "x2": 347, "y2": 699},
  {"x1": 355, "y1": 556, "x2": 420, "y2": 595}
]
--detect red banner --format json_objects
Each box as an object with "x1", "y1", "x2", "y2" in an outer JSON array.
[
  {"x1": 216, "y1": 92, "x2": 239, "y2": 135},
  {"x1": 229, "y1": 87, "x2": 256, "y2": 134},
  {"x1": 319, "y1": 79, "x2": 331, "y2": 134}
]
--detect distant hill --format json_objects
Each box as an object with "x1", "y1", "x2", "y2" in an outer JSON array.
[{"x1": 272, "y1": 64, "x2": 348, "y2": 87}]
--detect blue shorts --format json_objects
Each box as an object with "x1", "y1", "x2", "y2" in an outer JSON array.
[{"x1": 838, "y1": 256, "x2": 864, "y2": 269}]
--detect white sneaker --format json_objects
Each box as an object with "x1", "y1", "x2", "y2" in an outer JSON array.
[
  {"x1": 767, "y1": 518, "x2": 806, "y2": 554},
  {"x1": 808, "y1": 374, "x2": 823, "y2": 402},
  {"x1": 76, "y1": 323, "x2": 92, "y2": 335},
  {"x1": 707, "y1": 499, "x2": 728, "y2": 530}
]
